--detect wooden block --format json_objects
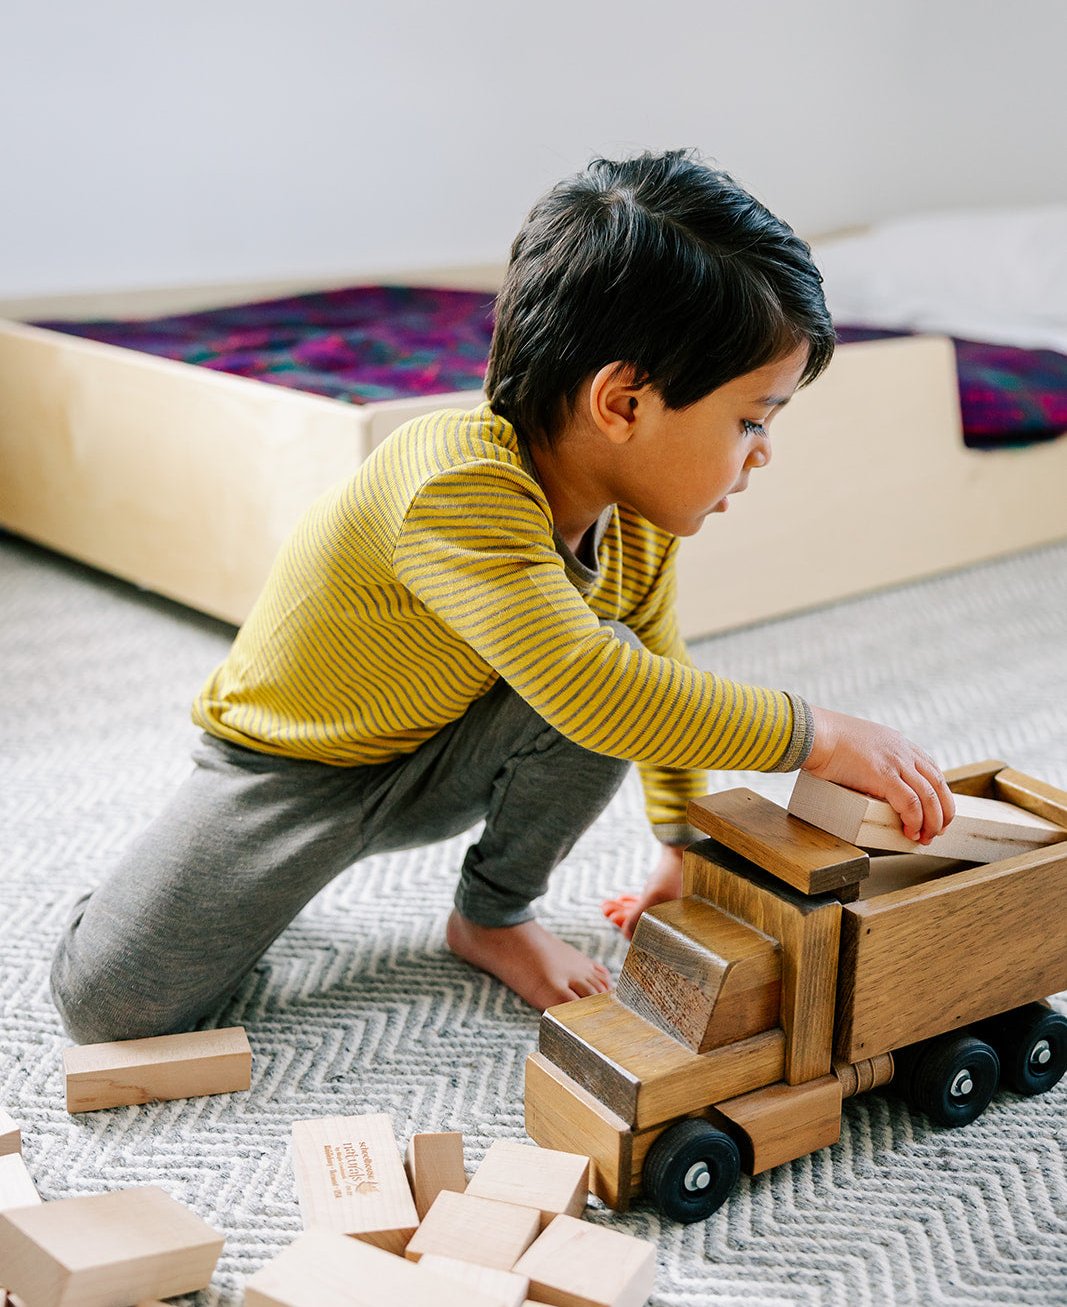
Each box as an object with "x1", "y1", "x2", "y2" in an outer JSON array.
[
  {"x1": 709, "y1": 1074, "x2": 842, "y2": 1174},
  {"x1": 405, "y1": 1131, "x2": 466, "y2": 1220},
  {"x1": 682, "y1": 841, "x2": 841, "y2": 1084},
  {"x1": 617, "y1": 895, "x2": 781, "y2": 1053},
  {"x1": 0, "y1": 1155, "x2": 40, "y2": 1212},
  {"x1": 688, "y1": 788, "x2": 869, "y2": 894},
  {"x1": 466, "y1": 1139, "x2": 588, "y2": 1230},
  {"x1": 835, "y1": 841, "x2": 1067, "y2": 1061},
  {"x1": 0, "y1": 1110, "x2": 19, "y2": 1157},
  {"x1": 0, "y1": 1186, "x2": 223, "y2": 1307},
  {"x1": 994, "y1": 768, "x2": 1067, "y2": 828},
  {"x1": 417, "y1": 1254, "x2": 530, "y2": 1306},
  {"x1": 404, "y1": 1190, "x2": 540, "y2": 1271},
  {"x1": 539, "y1": 991, "x2": 783, "y2": 1129},
  {"x1": 63, "y1": 1026, "x2": 251, "y2": 1113},
  {"x1": 788, "y1": 771, "x2": 1065, "y2": 862},
  {"x1": 524, "y1": 1053, "x2": 633, "y2": 1213},
  {"x1": 945, "y1": 759, "x2": 1007, "y2": 798},
  {"x1": 513, "y1": 1213, "x2": 656, "y2": 1307},
  {"x1": 291, "y1": 1114, "x2": 417, "y2": 1255},
  {"x1": 245, "y1": 1229, "x2": 501, "y2": 1307}
]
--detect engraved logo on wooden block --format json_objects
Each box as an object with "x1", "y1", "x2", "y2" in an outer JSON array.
[{"x1": 324, "y1": 1139, "x2": 381, "y2": 1198}]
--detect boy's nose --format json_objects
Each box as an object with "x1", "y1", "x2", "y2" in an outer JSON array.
[{"x1": 747, "y1": 436, "x2": 772, "y2": 469}]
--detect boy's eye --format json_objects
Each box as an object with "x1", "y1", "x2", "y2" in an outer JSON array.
[{"x1": 742, "y1": 420, "x2": 766, "y2": 437}]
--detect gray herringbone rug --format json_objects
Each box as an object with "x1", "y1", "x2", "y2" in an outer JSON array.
[{"x1": 2, "y1": 530, "x2": 1065, "y2": 1307}]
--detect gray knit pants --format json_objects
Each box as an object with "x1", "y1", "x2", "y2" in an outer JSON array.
[{"x1": 50, "y1": 642, "x2": 634, "y2": 1044}]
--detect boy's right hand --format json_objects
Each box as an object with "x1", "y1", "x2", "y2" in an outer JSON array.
[{"x1": 802, "y1": 706, "x2": 955, "y2": 844}]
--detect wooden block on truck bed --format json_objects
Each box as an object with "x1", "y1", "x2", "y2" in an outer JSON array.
[
  {"x1": 682, "y1": 841, "x2": 842, "y2": 1085},
  {"x1": 62, "y1": 1026, "x2": 251, "y2": 1113},
  {"x1": 524, "y1": 1053, "x2": 634, "y2": 1212},
  {"x1": 405, "y1": 1131, "x2": 467, "y2": 1220},
  {"x1": 513, "y1": 1213, "x2": 656, "y2": 1307},
  {"x1": 466, "y1": 1138, "x2": 588, "y2": 1230},
  {"x1": 993, "y1": 768, "x2": 1067, "y2": 828},
  {"x1": 0, "y1": 1186, "x2": 223, "y2": 1307},
  {"x1": 835, "y1": 840, "x2": 1067, "y2": 1061},
  {"x1": 405, "y1": 1189, "x2": 540, "y2": 1270},
  {"x1": 617, "y1": 895, "x2": 781, "y2": 1053},
  {"x1": 292, "y1": 1113, "x2": 418, "y2": 1254},
  {"x1": 788, "y1": 771, "x2": 1066, "y2": 862},
  {"x1": 244, "y1": 1230, "x2": 502, "y2": 1307},
  {"x1": 688, "y1": 788, "x2": 869, "y2": 894},
  {"x1": 539, "y1": 991, "x2": 783, "y2": 1130}
]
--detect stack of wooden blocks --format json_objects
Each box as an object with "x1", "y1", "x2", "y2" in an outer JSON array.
[{"x1": 0, "y1": 1027, "x2": 656, "y2": 1307}]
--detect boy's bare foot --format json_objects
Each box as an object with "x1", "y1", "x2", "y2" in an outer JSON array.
[
  {"x1": 445, "y1": 910, "x2": 612, "y2": 1012},
  {"x1": 602, "y1": 845, "x2": 685, "y2": 939}
]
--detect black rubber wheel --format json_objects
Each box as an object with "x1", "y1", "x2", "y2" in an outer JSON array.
[
  {"x1": 904, "y1": 1033, "x2": 1000, "y2": 1127},
  {"x1": 642, "y1": 1119, "x2": 740, "y2": 1223},
  {"x1": 973, "y1": 1003, "x2": 1067, "y2": 1096}
]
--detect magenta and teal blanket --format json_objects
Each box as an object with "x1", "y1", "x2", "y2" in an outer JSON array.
[{"x1": 32, "y1": 287, "x2": 1066, "y2": 448}]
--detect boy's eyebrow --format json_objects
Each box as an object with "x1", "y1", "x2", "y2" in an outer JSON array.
[{"x1": 756, "y1": 393, "x2": 793, "y2": 407}]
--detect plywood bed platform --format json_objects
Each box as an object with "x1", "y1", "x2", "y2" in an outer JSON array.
[{"x1": 1, "y1": 273, "x2": 1065, "y2": 640}]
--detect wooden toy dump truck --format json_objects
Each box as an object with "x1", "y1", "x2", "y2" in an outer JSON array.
[{"x1": 525, "y1": 760, "x2": 1067, "y2": 1222}]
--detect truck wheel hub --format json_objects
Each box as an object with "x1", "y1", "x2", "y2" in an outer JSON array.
[
  {"x1": 950, "y1": 1070, "x2": 974, "y2": 1097},
  {"x1": 684, "y1": 1162, "x2": 712, "y2": 1192},
  {"x1": 1031, "y1": 1039, "x2": 1052, "y2": 1067}
]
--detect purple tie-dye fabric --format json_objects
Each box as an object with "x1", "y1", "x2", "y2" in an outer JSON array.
[
  {"x1": 35, "y1": 285, "x2": 495, "y2": 404},
  {"x1": 835, "y1": 326, "x2": 1067, "y2": 449},
  {"x1": 31, "y1": 288, "x2": 1066, "y2": 447}
]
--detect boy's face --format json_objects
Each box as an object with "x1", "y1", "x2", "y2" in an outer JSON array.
[{"x1": 611, "y1": 343, "x2": 809, "y2": 538}]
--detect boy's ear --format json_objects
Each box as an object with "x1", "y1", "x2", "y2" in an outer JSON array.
[{"x1": 588, "y1": 362, "x2": 646, "y2": 445}]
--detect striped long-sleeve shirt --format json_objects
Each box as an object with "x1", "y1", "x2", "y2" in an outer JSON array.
[{"x1": 192, "y1": 404, "x2": 814, "y2": 838}]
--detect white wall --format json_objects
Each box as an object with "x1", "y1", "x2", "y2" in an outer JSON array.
[{"x1": 2, "y1": 0, "x2": 1065, "y2": 298}]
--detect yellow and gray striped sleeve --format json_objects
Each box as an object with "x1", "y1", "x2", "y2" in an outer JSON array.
[{"x1": 393, "y1": 463, "x2": 812, "y2": 788}]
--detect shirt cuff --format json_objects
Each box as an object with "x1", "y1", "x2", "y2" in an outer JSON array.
[
  {"x1": 771, "y1": 693, "x2": 816, "y2": 772},
  {"x1": 652, "y1": 821, "x2": 703, "y2": 847}
]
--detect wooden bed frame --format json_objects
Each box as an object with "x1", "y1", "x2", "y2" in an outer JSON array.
[{"x1": 1, "y1": 271, "x2": 1065, "y2": 639}]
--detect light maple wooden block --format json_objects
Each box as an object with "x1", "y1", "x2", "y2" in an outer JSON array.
[
  {"x1": 465, "y1": 1139, "x2": 588, "y2": 1231},
  {"x1": 788, "y1": 771, "x2": 1065, "y2": 863},
  {"x1": 0, "y1": 1110, "x2": 20, "y2": 1157},
  {"x1": 291, "y1": 1113, "x2": 417, "y2": 1254},
  {"x1": 62, "y1": 1026, "x2": 252, "y2": 1113},
  {"x1": 405, "y1": 1190, "x2": 540, "y2": 1271},
  {"x1": 513, "y1": 1213, "x2": 656, "y2": 1307},
  {"x1": 0, "y1": 1186, "x2": 223, "y2": 1307},
  {"x1": 417, "y1": 1254, "x2": 529, "y2": 1307},
  {"x1": 245, "y1": 1229, "x2": 501, "y2": 1307},
  {"x1": 0, "y1": 1155, "x2": 41, "y2": 1212},
  {"x1": 405, "y1": 1131, "x2": 467, "y2": 1220}
]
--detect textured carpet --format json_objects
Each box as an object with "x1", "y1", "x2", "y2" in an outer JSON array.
[{"x1": 1, "y1": 530, "x2": 1065, "y2": 1307}]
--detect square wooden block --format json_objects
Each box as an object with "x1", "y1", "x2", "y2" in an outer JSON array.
[
  {"x1": 405, "y1": 1190, "x2": 540, "y2": 1271},
  {"x1": 466, "y1": 1139, "x2": 589, "y2": 1230},
  {"x1": 405, "y1": 1131, "x2": 466, "y2": 1220},
  {"x1": 513, "y1": 1213, "x2": 656, "y2": 1307},
  {"x1": 0, "y1": 1110, "x2": 20, "y2": 1158},
  {"x1": 417, "y1": 1253, "x2": 529, "y2": 1306}
]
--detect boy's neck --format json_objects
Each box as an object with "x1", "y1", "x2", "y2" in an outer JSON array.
[{"x1": 524, "y1": 428, "x2": 612, "y2": 552}]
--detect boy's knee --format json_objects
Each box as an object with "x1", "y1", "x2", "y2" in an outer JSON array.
[{"x1": 50, "y1": 901, "x2": 187, "y2": 1045}]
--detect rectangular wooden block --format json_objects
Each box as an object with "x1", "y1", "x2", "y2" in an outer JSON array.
[
  {"x1": 417, "y1": 1254, "x2": 530, "y2": 1307},
  {"x1": 466, "y1": 1139, "x2": 588, "y2": 1230},
  {"x1": 0, "y1": 1155, "x2": 40, "y2": 1212},
  {"x1": 788, "y1": 771, "x2": 1066, "y2": 863},
  {"x1": 710, "y1": 1074, "x2": 843, "y2": 1174},
  {"x1": 405, "y1": 1190, "x2": 540, "y2": 1271},
  {"x1": 291, "y1": 1113, "x2": 418, "y2": 1255},
  {"x1": 63, "y1": 1026, "x2": 252, "y2": 1113},
  {"x1": 245, "y1": 1229, "x2": 500, "y2": 1307},
  {"x1": 405, "y1": 1131, "x2": 466, "y2": 1220},
  {"x1": 0, "y1": 1186, "x2": 224, "y2": 1307},
  {"x1": 513, "y1": 1213, "x2": 656, "y2": 1307},
  {"x1": 524, "y1": 1053, "x2": 633, "y2": 1213},
  {"x1": 539, "y1": 991, "x2": 784, "y2": 1129},
  {"x1": 835, "y1": 841, "x2": 1067, "y2": 1061},
  {"x1": 688, "y1": 787, "x2": 869, "y2": 894},
  {"x1": 0, "y1": 1110, "x2": 19, "y2": 1157},
  {"x1": 683, "y1": 842, "x2": 842, "y2": 1085},
  {"x1": 617, "y1": 895, "x2": 781, "y2": 1053}
]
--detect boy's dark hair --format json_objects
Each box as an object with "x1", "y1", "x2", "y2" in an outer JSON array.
[{"x1": 485, "y1": 149, "x2": 835, "y2": 445}]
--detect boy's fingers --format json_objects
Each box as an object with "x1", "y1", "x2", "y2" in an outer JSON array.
[{"x1": 915, "y1": 755, "x2": 955, "y2": 828}]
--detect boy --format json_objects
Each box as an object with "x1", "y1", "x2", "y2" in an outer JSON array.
[{"x1": 51, "y1": 150, "x2": 954, "y2": 1043}]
